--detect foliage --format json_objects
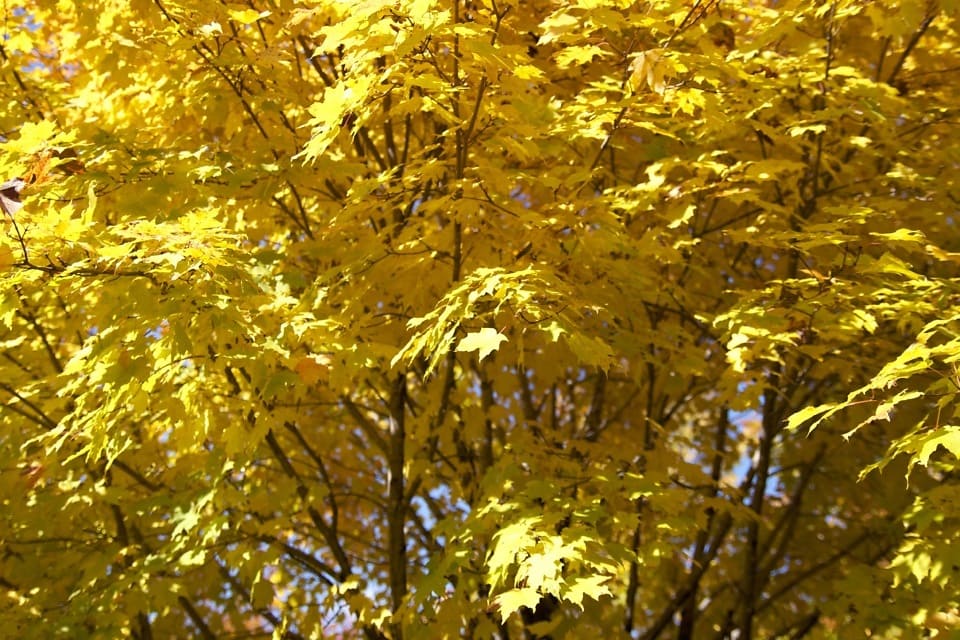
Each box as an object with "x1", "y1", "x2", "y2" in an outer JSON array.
[{"x1": 1, "y1": 0, "x2": 959, "y2": 638}]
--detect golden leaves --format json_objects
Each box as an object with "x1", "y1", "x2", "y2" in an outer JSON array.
[
  {"x1": 4, "y1": 0, "x2": 960, "y2": 637},
  {"x1": 628, "y1": 49, "x2": 669, "y2": 94}
]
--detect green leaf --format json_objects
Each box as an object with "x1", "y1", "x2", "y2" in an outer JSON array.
[{"x1": 251, "y1": 571, "x2": 275, "y2": 609}]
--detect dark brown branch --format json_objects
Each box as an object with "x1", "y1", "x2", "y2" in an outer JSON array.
[
  {"x1": 642, "y1": 511, "x2": 736, "y2": 640},
  {"x1": 756, "y1": 447, "x2": 826, "y2": 591},
  {"x1": 258, "y1": 534, "x2": 338, "y2": 586},
  {"x1": 386, "y1": 373, "x2": 408, "y2": 639},
  {"x1": 0, "y1": 42, "x2": 45, "y2": 119},
  {"x1": 0, "y1": 381, "x2": 58, "y2": 429},
  {"x1": 580, "y1": 375, "x2": 606, "y2": 441},
  {"x1": 264, "y1": 430, "x2": 352, "y2": 580},
  {"x1": 757, "y1": 530, "x2": 872, "y2": 614},
  {"x1": 677, "y1": 407, "x2": 730, "y2": 639},
  {"x1": 886, "y1": 4, "x2": 938, "y2": 85},
  {"x1": 284, "y1": 421, "x2": 340, "y2": 529},
  {"x1": 177, "y1": 596, "x2": 218, "y2": 640},
  {"x1": 15, "y1": 302, "x2": 63, "y2": 373},
  {"x1": 342, "y1": 396, "x2": 390, "y2": 453},
  {"x1": 215, "y1": 561, "x2": 308, "y2": 640},
  {"x1": 112, "y1": 459, "x2": 162, "y2": 492}
]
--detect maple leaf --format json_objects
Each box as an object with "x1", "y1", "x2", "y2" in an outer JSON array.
[{"x1": 456, "y1": 328, "x2": 508, "y2": 362}]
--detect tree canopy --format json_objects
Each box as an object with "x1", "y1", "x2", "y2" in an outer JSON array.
[{"x1": 1, "y1": 0, "x2": 959, "y2": 638}]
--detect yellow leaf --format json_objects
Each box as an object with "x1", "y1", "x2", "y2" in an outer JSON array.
[
  {"x1": 4, "y1": 30, "x2": 35, "y2": 55},
  {"x1": 788, "y1": 123, "x2": 827, "y2": 137},
  {"x1": 0, "y1": 242, "x2": 16, "y2": 270},
  {"x1": 629, "y1": 50, "x2": 668, "y2": 94},
  {"x1": 513, "y1": 64, "x2": 544, "y2": 80},
  {"x1": 555, "y1": 45, "x2": 608, "y2": 68},
  {"x1": 493, "y1": 587, "x2": 542, "y2": 621},
  {"x1": 6, "y1": 120, "x2": 58, "y2": 154},
  {"x1": 456, "y1": 328, "x2": 508, "y2": 362},
  {"x1": 179, "y1": 548, "x2": 207, "y2": 567},
  {"x1": 915, "y1": 427, "x2": 960, "y2": 467},
  {"x1": 228, "y1": 9, "x2": 270, "y2": 25},
  {"x1": 563, "y1": 575, "x2": 612, "y2": 609}
]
